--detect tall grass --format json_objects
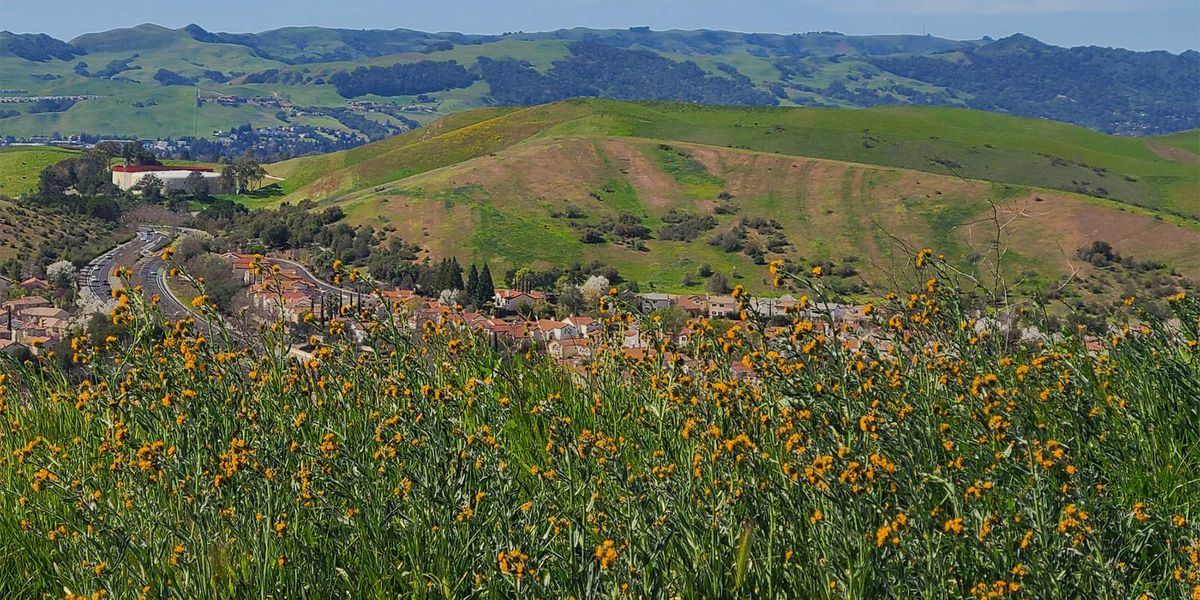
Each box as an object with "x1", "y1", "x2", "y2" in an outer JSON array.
[{"x1": 0, "y1": 253, "x2": 1197, "y2": 598}]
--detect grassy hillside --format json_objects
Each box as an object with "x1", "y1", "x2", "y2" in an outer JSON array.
[
  {"x1": 274, "y1": 101, "x2": 1200, "y2": 220},
  {"x1": 0, "y1": 146, "x2": 129, "y2": 265},
  {"x1": 0, "y1": 146, "x2": 77, "y2": 197},
  {"x1": 262, "y1": 101, "x2": 1200, "y2": 294},
  {"x1": 0, "y1": 197, "x2": 120, "y2": 264}
]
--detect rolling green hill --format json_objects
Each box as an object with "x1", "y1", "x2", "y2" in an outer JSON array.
[
  {"x1": 262, "y1": 100, "x2": 1200, "y2": 293},
  {"x1": 0, "y1": 24, "x2": 1195, "y2": 142},
  {"x1": 272, "y1": 101, "x2": 1200, "y2": 220},
  {"x1": 0, "y1": 146, "x2": 77, "y2": 197}
]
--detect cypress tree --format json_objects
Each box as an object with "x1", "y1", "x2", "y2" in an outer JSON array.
[
  {"x1": 478, "y1": 264, "x2": 495, "y2": 307},
  {"x1": 465, "y1": 264, "x2": 480, "y2": 307},
  {"x1": 449, "y1": 257, "x2": 464, "y2": 291}
]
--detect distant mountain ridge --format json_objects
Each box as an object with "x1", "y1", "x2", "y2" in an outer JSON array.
[
  {"x1": 65, "y1": 24, "x2": 984, "y2": 64},
  {"x1": 0, "y1": 24, "x2": 1196, "y2": 139}
]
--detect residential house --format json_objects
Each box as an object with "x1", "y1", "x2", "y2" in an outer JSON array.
[
  {"x1": 639, "y1": 293, "x2": 675, "y2": 312},
  {"x1": 20, "y1": 278, "x2": 50, "y2": 293},
  {"x1": 223, "y1": 252, "x2": 260, "y2": 284},
  {"x1": 547, "y1": 338, "x2": 591, "y2": 361},
  {"x1": 0, "y1": 338, "x2": 29, "y2": 359},
  {"x1": 493, "y1": 289, "x2": 547, "y2": 311},
  {"x1": 563, "y1": 316, "x2": 598, "y2": 337},
  {"x1": 381, "y1": 289, "x2": 417, "y2": 308},
  {"x1": 707, "y1": 296, "x2": 739, "y2": 318},
  {"x1": 530, "y1": 319, "x2": 579, "y2": 343},
  {"x1": 3, "y1": 296, "x2": 51, "y2": 314},
  {"x1": 475, "y1": 318, "x2": 528, "y2": 349},
  {"x1": 676, "y1": 295, "x2": 707, "y2": 317},
  {"x1": 748, "y1": 295, "x2": 798, "y2": 318},
  {"x1": 20, "y1": 306, "x2": 69, "y2": 321},
  {"x1": 622, "y1": 326, "x2": 649, "y2": 348}
]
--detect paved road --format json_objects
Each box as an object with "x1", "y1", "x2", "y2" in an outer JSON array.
[
  {"x1": 78, "y1": 226, "x2": 211, "y2": 333},
  {"x1": 78, "y1": 228, "x2": 170, "y2": 308},
  {"x1": 136, "y1": 255, "x2": 198, "y2": 323},
  {"x1": 265, "y1": 256, "x2": 356, "y2": 299}
]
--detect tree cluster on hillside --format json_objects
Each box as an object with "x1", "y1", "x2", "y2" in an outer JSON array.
[
  {"x1": 658, "y1": 210, "x2": 718, "y2": 242},
  {"x1": 91, "y1": 140, "x2": 161, "y2": 167},
  {"x1": 572, "y1": 212, "x2": 652, "y2": 248},
  {"x1": 34, "y1": 149, "x2": 123, "y2": 219},
  {"x1": 28, "y1": 99, "x2": 78, "y2": 113},
  {"x1": 87, "y1": 56, "x2": 139, "y2": 79},
  {"x1": 221, "y1": 152, "x2": 267, "y2": 194},
  {"x1": 478, "y1": 43, "x2": 778, "y2": 106},
  {"x1": 194, "y1": 201, "x2": 351, "y2": 254},
  {"x1": 707, "y1": 216, "x2": 792, "y2": 265},
  {"x1": 153, "y1": 68, "x2": 198, "y2": 86},
  {"x1": 201, "y1": 69, "x2": 232, "y2": 83},
  {"x1": 171, "y1": 236, "x2": 242, "y2": 313},
  {"x1": 330, "y1": 60, "x2": 478, "y2": 98},
  {"x1": 317, "y1": 107, "x2": 410, "y2": 141},
  {"x1": 365, "y1": 238, "x2": 423, "y2": 286},
  {"x1": 873, "y1": 34, "x2": 1200, "y2": 134},
  {"x1": 463, "y1": 263, "x2": 496, "y2": 308},
  {"x1": 503, "y1": 261, "x2": 624, "y2": 294}
]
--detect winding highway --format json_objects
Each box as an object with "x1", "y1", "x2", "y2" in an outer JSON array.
[
  {"x1": 78, "y1": 228, "x2": 170, "y2": 306},
  {"x1": 80, "y1": 227, "x2": 213, "y2": 335},
  {"x1": 81, "y1": 229, "x2": 355, "y2": 341}
]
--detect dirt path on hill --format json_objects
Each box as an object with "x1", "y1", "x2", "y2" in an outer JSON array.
[
  {"x1": 601, "y1": 139, "x2": 679, "y2": 210},
  {"x1": 1146, "y1": 142, "x2": 1200, "y2": 164}
]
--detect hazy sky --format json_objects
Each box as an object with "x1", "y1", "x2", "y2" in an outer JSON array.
[{"x1": 6, "y1": 0, "x2": 1198, "y2": 52}]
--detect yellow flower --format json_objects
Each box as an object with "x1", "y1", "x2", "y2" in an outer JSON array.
[
  {"x1": 1132, "y1": 501, "x2": 1150, "y2": 522},
  {"x1": 943, "y1": 517, "x2": 964, "y2": 535},
  {"x1": 595, "y1": 539, "x2": 619, "y2": 569}
]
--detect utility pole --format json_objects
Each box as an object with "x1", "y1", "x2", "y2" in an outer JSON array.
[{"x1": 193, "y1": 88, "x2": 199, "y2": 138}]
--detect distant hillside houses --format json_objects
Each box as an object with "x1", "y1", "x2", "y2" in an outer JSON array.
[
  {"x1": 0, "y1": 94, "x2": 100, "y2": 104},
  {"x1": 636, "y1": 292, "x2": 860, "y2": 320}
]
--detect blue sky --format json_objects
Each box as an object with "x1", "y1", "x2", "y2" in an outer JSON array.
[{"x1": 7, "y1": 0, "x2": 1198, "y2": 52}]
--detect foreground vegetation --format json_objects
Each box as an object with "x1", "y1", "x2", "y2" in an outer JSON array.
[{"x1": 0, "y1": 255, "x2": 1197, "y2": 598}]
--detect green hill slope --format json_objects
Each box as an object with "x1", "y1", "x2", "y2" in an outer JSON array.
[
  {"x1": 0, "y1": 146, "x2": 77, "y2": 197},
  {"x1": 261, "y1": 101, "x2": 1200, "y2": 294},
  {"x1": 273, "y1": 101, "x2": 1200, "y2": 220}
]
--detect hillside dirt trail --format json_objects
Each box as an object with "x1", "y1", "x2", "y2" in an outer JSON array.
[{"x1": 1145, "y1": 142, "x2": 1200, "y2": 164}]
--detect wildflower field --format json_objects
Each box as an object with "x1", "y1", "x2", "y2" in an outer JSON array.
[{"x1": 1, "y1": 255, "x2": 1198, "y2": 599}]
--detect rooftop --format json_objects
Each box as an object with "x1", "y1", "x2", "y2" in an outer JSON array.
[{"x1": 112, "y1": 165, "x2": 215, "y2": 173}]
